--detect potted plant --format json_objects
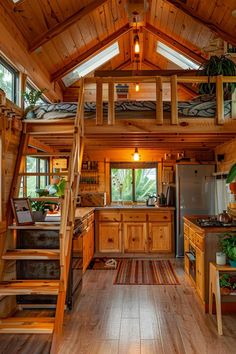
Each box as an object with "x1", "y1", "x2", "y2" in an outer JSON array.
[
  {"x1": 226, "y1": 163, "x2": 236, "y2": 194},
  {"x1": 219, "y1": 273, "x2": 236, "y2": 295},
  {"x1": 35, "y1": 177, "x2": 66, "y2": 197},
  {"x1": 197, "y1": 55, "x2": 236, "y2": 98},
  {"x1": 30, "y1": 200, "x2": 48, "y2": 222},
  {"x1": 23, "y1": 88, "x2": 46, "y2": 118},
  {"x1": 219, "y1": 233, "x2": 236, "y2": 267}
]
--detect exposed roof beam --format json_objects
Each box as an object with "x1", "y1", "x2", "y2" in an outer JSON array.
[
  {"x1": 165, "y1": 0, "x2": 236, "y2": 47},
  {"x1": 51, "y1": 23, "x2": 132, "y2": 82},
  {"x1": 29, "y1": 0, "x2": 108, "y2": 53},
  {"x1": 144, "y1": 23, "x2": 205, "y2": 65},
  {"x1": 94, "y1": 69, "x2": 197, "y2": 77},
  {"x1": 143, "y1": 59, "x2": 161, "y2": 70}
]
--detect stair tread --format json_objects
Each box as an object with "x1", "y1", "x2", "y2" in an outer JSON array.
[
  {"x1": 0, "y1": 317, "x2": 54, "y2": 333},
  {"x1": 0, "y1": 280, "x2": 60, "y2": 295},
  {"x1": 2, "y1": 249, "x2": 60, "y2": 260}
]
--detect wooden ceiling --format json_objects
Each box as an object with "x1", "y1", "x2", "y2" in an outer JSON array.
[{"x1": 3, "y1": 0, "x2": 236, "y2": 93}]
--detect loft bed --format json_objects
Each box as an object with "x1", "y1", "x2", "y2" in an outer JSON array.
[{"x1": 26, "y1": 95, "x2": 232, "y2": 120}]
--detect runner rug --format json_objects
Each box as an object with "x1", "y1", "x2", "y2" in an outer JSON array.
[{"x1": 114, "y1": 259, "x2": 179, "y2": 285}]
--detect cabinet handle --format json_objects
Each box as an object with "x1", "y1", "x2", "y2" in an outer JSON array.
[
  {"x1": 132, "y1": 238, "x2": 136, "y2": 242},
  {"x1": 164, "y1": 216, "x2": 167, "y2": 219},
  {"x1": 108, "y1": 238, "x2": 113, "y2": 243}
]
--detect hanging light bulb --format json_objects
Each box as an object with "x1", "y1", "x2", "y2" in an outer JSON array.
[
  {"x1": 135, "y1": 83, "x2": 140, "y2": 92},
  {"x1": 134, "y1": 34, "x2": 140, "y2": 54},
  {"x1": 133, "y1": 147, "x2": 140, "y2": 161}
]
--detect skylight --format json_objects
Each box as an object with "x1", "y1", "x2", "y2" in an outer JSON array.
[
  {"x1": 62, "y1": 42, "x2": 120, "y2": 87},
  {"x1": 156, "y1": 41, "x2": 199, "y2": 70}
]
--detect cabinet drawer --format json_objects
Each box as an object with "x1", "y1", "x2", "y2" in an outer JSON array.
[
  {"x1": 123, "y1": 212, "x2": 146, "y2": 222},
  {"x1": 195, "y1": 233, "x2": 204, "y2": 251},
  {"x1": 148, "y1": 212, "x2": 171, "y2": 222},
  {"x1": 189, "y1": 228, "x2": 195, "y2": 242},
  {"x1": 98, "y1": 212, "x2": 121, "y2": 222},
  {"x1": 184, "y1": 224, "x2": 189, "y2": 237}
]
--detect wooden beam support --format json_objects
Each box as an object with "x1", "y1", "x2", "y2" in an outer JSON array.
[
  {"x1": 144, "y1": 23, "x2": 205, "y2": 64},
  {"x1": 29, "y1": 0, "x2": 108, "y2": 52},
  {"x1": 165, "y1": 0, "x2": 236, "y2": 47},
  {"x1": 51, "y1": 24, "x2": 132, "y2": 82},
  {"x1": 156, "y1": 77, "x2": 163, "y2": 125},
  {"x1": 108, "y1": 82, "x2": 115, "y2": 125},
  {"x1": 170, "y1": 75, "x2": 178, "y2": 125},
  {"x1": 216, "y1": 75, "x2": 224, "y2": 125},
  {"x1": 96, "y1": 80, "x2": 103, "y2": 126},
  {"x1": 94, "y1": 69, "x2": 197, "y2": 78}
]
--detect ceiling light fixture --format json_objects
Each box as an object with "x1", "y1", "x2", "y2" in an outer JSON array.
[
  {"x1": 134, "y1": 34, "x2": 140, "y2": 54},
  {"x1": 133, "y1": 147, "x2": 140, "y2": 161},
  {"x1": 135, "y1": 83, "x2": 140, "y2": 92}
]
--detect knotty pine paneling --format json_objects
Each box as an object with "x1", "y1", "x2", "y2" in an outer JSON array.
[{"x1": 215, "y1": 139, "x2": 236, "y2": 173}]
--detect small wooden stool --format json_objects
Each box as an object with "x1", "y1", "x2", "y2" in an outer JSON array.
[{"x1": 209, "y1": 262, "x2": 236, "y2": 335}]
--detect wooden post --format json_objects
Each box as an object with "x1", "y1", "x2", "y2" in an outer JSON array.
[
  {"x1": 216, "y1": 75, "x2": 224, "y2": 125},
  {"x1": 108, "y1": 82, "x2": 115, "y2": 125},
  {"x1": 96, "y1": 79, "x2": 103, "y2": 125},
  {"x1": 19, "y1": 73, "x2": 27, "y2": 109},
  {"x1": 170, "y1": 75, "x2": 178, "y2": 125},
  {"x1": 156, "y1": 77, "x2": 163, "y2": 125}
]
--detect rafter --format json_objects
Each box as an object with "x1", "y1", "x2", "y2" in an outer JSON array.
[
  {"x1": 51, "y1": 23, "x2": 132, "y2": 82},
  {"x1": 144, "y1": 23, "x2": 205, "y2": 65},
  {"x1": 165, "y1": 0, "x2": 236, "y2": 47},
  {"x1": 29, "y1": 0, "x2": 108, "y2": 53},
  {"x1": 94, "y1": 69, "x2": 197, "y2": 77}
]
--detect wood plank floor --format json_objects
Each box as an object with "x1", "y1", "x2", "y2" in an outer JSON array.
[{"x1": 0, "y1": 259, "x2": 236, "y2": 353}]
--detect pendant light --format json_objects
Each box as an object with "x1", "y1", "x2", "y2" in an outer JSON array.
[
  {"x1": 133, "y1": 147, "x2": 140, "y2": 161},
  {"x1": 135, "y1": 83, "x2": 140, "y2": 92},
  {"x1": 134, "y1": 34, "x2": 140, "y2": 54}
]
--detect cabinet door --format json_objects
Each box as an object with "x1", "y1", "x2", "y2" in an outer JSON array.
[
  {"x1": 98, "y1": 222, "x2": 121, "y2": 252},
  {"x1": 196, "y1": 248, "x2": 205, "y2": 301},
  {"x1": 124, "y1": 222, "x2": 146, "y2": 252},
  {"x1": 184, "y1": 236, "x2": 190, "y2": 275},
  {"x1": 148, "y1": 222, "x2": 171, "y2": 252},
  {"x1": 83, "y1": 223, "x2": 94, "y2": 272}
]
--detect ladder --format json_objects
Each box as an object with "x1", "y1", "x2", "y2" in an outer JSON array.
[{"x1": 0, "y1": 80, "x2": 85, "y2": 353}]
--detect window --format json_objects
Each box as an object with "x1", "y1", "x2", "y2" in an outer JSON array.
[
  {"x1": 111, "y1": 163, "x2": 157, "y2": 202},
  {"x1": 156, "y1": 41, "x2": 199, "y2": 70},
  {"x1": 62, "y1": 42, "x2": 120, "y2": 87},
  {"x1": 19, "y1": 157, "x2": 49, "y2": 197},
  {"x1": 0, "y1": 57, "x2": 18, "y2": 103}
]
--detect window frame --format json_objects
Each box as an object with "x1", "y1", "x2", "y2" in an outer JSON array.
[
  {"x1": 0, "y1": 56, "x2": 19, "y2": 104},
  {"x1": 110, "y1": 162, "x2": 158, "y2": 203},
  {"x1": 25, "y1": 81, "x2": 50, "y2": 105}
]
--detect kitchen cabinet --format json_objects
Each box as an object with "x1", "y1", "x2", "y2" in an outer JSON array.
[
  {"x1": 83, "y1": 222, "x2": 94, "y2": 272},
  {"x1": 95, "y1": 208, "x2": 174, "y2": 255},
  {"x1": 124, "y1": 222, "x2": 146, "y2": 252},
  {"x1": 184, "y1": 216, "x2": 236, "y2": 311},
  {"x1": 148, "y1": 222, "x2": 172, "y2": 252},
  {"x1": 98, "y1": 222, "x2": 121, "y2": 252}
]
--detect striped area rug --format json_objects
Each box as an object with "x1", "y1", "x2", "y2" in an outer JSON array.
[{"x1": 114, "y1": 259, "x2": 179, "y2": 285}]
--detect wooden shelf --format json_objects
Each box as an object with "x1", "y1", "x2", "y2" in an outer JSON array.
[
  {"x1": 2, "y1": 249, "x2": 60, "y2": 260},
  {"x1": 0, "y1": 280, "x2": 60, "y2": 295},
  {"x1": 8, "y1": 222, "x2": 72, "y2": 231},
  {"x1": 0, "y1": 317, "x2": 54, "y2": 334}
]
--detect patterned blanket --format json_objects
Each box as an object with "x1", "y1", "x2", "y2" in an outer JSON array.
[{"x1": 27, "y1": 95, "x2": 231, "y2": 120}]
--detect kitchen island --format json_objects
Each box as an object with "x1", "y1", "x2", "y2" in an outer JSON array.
[{"x1": 184, "y1": 216, "x2": 236, "y2": 312}]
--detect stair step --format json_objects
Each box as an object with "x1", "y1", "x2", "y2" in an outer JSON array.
[
  {"x1": 2, "y1": 249, "x2": 60, "y2": 260},
  {"x1": 0, "y1": 317, "x2": 54, "y2": 333},
  {"x1": 0, "y1": 280, "x2": 60, "y2": 295}
]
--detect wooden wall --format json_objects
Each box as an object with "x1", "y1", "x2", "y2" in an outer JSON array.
[
  {"x1": 0, "y1": 3, "x2": 62, "y2": 102},
  {"x1": 215, "y1": 139, "x2": 236, "y2": 172}
]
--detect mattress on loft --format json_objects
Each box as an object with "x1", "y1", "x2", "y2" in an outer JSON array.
[{"x1": 28, "y1": 96, "x2": 232, "y2": 120}]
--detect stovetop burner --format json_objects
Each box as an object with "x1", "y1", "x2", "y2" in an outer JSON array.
[{"x1": 196, "y1": 218, "x2": 236, "y2": 228}]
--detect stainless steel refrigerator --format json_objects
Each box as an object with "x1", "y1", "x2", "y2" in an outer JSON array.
[{"x1": 176, "y1": 164, "x2": 215, "y2": 257}]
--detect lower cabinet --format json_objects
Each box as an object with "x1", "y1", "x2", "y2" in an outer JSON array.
[
  {"x1": 148, "y1": 222, "x2": 172, "y2": 252},
  {"x1": 196, "y1": 247, "x2": 205, "y2": 301},
  {"x1": 83, "y1": 222, "x2": 94, "y2": 272},
  {"x1": 124, "y1": 222, "x2": 146, "y2": 252},
  {"x1": 95, "y1": 209, "x2": 174, "y2": 254},
  {"x1": 98, "y1": 222, "x2": 121, "y2": 252}
]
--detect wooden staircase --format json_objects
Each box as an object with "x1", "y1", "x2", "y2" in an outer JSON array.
[{"x1": 0, "y1": 80, "x2": 85, "y2": 353}]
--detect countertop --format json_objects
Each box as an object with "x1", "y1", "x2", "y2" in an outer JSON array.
[
  {"x1": 184, "y1": 215, "x2": 236, "y2": 233},
  {"x1": 95, "y1": 205, "x2": 175, "y2": 210},
  {"x1": 75, "y1": 207, "x2": 95, "y2": 220}
]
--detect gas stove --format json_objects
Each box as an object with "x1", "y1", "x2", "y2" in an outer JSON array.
[{"x1": 196, "y1": 218, "x2": 236, "y2": 228}]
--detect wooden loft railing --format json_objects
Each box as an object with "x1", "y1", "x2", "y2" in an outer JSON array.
[{"x1": 84, "y1": 75, "x2": 236, "y2": 126}]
